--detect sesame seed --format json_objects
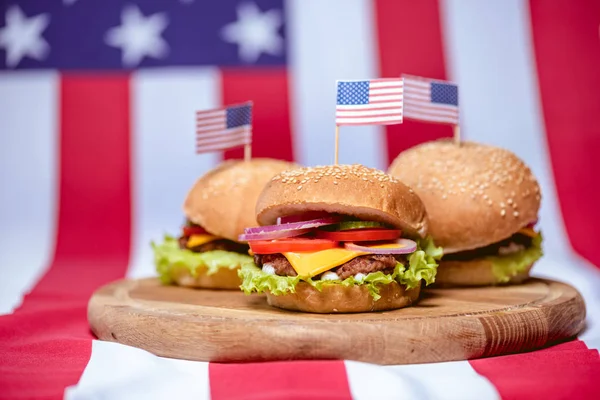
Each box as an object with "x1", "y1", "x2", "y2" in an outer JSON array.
[
  {"x1": 513, "y1": 211, "x2": 519, "y2": 217},
  {"x1": 487, "y1": 200, "x2": 493, "y2": 206},
  {"x1": 297, "y1": 185, "x2": 302, "y2": 190},
  {"x1": 500, "y1": 201, "x2": 505, "y2": 207},
  {"x1": 501, "y1": 209, "x2": 506, "y2": 217},
  {"x1": 333, "y1": 181, "x2": 338, "y2": 185},
  {"x1": 507, "y1": 198, "x2": 513, "y2": 205}
]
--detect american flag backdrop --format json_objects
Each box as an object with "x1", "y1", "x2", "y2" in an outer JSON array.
[{"x1": 1, "y1": 1, "x2": 599, "y2": 399}]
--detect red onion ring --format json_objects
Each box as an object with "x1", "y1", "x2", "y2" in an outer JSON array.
[
  {"x1": 238, "y1": 228, "x2": 311, "y2": 242},
  {"x1": 344, "y1": 238, "x2": 417, "y2": 254},
  {"x1": 244, "y1": 216, "x2": 342, "y2": 235}
]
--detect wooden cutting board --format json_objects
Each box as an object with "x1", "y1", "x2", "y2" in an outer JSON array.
[{"x1": 88, "y1": 277, "x2": 585, "y2": 365}]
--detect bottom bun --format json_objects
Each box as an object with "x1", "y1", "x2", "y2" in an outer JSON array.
[
  {"x1": 434, "y1": 258, "x2": 533, "y2": 287},
  {"x1": 168, "y1": 264, "x2": 241, "y2": 289},
  {"x1": 266, "y1": 281, "x2": 421, "y2": 313}
]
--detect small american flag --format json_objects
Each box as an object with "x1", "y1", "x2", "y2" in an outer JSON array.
[
  {"x1": 335, "y1": 79, "x2": 403, "y2": 126},
  {"x1": 403, "y1": 74, "x2": 459, "y2": 125},
  {"x1": 196, "y1": 103, "x2": 253, "y2": 154}
]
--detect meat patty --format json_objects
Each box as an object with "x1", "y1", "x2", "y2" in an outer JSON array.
[
  {"x1": 254, "y1": 254, "x2": 298, "y2": 276},
  {"x1": 335, "y1": 254, "x2": 397, "y2": 279},
  {"x1": 179, "y1": 237, "x2": 249, "y2": 254},
  {"x1": 253, "y1": 253, "x2": 401, "y2": 279},
  {"x1": 443, "y1": 232, "x2": 533, "y2": 261}
]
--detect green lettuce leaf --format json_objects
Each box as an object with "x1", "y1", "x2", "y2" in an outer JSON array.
[
  {"x1": 489, "y1": 232, "x2": 543, "y2": 283},
  {"x1": 151, "y1": 235, "x2": 253, "y2": 284},
  {"x1": 238, "y1": 236, "x2": 442, "y2": 300}
]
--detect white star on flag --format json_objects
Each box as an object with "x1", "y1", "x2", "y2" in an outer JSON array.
[
  {"x1": 221, "y1": 2, "x2": 283, "y2": 63},
  {"x1": 105, "y1": 5, "x2": 169, "y2": 67},
  {"x1": 0, "y1": 5, "x2": 50, "y2": 68}
]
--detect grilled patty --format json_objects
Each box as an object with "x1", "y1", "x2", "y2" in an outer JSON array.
[
  {"x1": 442, "y1": 233, "x2": 533, "y2": 261},
  {"x1": 179, "y1": 236, "x2": 249, "y2": 254}
]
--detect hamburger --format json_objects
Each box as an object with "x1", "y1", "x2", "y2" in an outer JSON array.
[
  {"x1": 238, "y1": 164, "x2": 442, "y2": 313},
  {"x1": 151, "y1": 158, "x2": 297, "y2": 289},
  {"x1": 387, "y1": 140, "x2": 543, "y2": 286}
]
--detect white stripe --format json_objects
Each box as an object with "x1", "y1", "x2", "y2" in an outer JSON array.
[
  {"x1": 441, "y1": 0, "x2": 569, "y2": 258},
  {"x1": 345, "y1": 360, "x2": 500, "y2": 400},
  {"x1": 288, "y1": 0, "x2": 386, "y2": 168},
  {"x1": 370, "y1": 81, "x2": 403, "y2": 88},
  {"x1": 336, "y1": 102, "x2": 403, "y2": 110},
  {"x1": 127, "y1": 68, "x2": 221, "y2": 279},
  {"x1": 369, "y1": 87, "x2": 403, "y2": 95},
  {"x1": 337, "y1": 109, "x2": 403, "y2": 117},
  {"x1": 336, "y1": 115, "x2": 403, "y2": 124},
  {"x1": 196, "y1": 123, "x2": 225, "y2": 132},
  {"x1": 196, "y1": 110, "x2": 224, "y2": 119},
  {"x1": 440, "y1": 0, "x2": 600, "y2": 343},
  {"x1": 404, "y1": 85, "x2": 431, "y2": 97},
  {"x1": 405, "y1": 102, "x2": 459, "y2": 113},
  {"x1": 196, "y1": 117, "x2": 225, "y2": 125},
  {"x1": 404, "y1": 80, "x2": 431, "y2": 89},
  {"x1": 404, "y1": 113, "x2": 459, "y2": 125},
  {"x1": 404, "y1": 93, "x2": 431, "y2": 102},
  {"x1": 368, "y1": 94, "x2": 403, "y2": 102},
  {"x1": 64, "y1": 341, "x2": 210, "y2": 400},
  {"x1": 0, "y1": 71, "x2": 57, "y2": 315},
  {"x1": 196, "y1": 134, "x2": 250, "y2": 150}
]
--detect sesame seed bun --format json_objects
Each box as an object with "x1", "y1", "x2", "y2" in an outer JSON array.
[
  {"x1": 255, "y1": 164, "x2": 429, "y2": 239},
  {"x1": 266, "y1": 281, "x2": 421, "y2": 313},
  {"x1": 387, "y1": 140, "x2": 541, "y2": 253},
  {"x1": 183, "y1": 158, "x2": 298, "y2": 242},
  {"x1": 434, "y1": 259, "x2": 533, "y2": 287}
]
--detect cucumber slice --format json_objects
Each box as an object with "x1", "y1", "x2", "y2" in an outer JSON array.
[{"x1": 335, "y1": 221, "x2": 388, "y2": 231}]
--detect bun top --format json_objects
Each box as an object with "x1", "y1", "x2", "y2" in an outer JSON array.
[
  {"x1": 387, "y1": 140, "x2": 541, "y2": 253},
  {"x1": 183, "y1": 158, "x2": 298, "y2": 241},
  {"x1": 255, "y1": 164, "x2": 429, "y2": 239}
]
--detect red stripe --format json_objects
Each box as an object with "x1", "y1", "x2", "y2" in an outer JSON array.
[
  {"x1": 338, "y1": 113, "x2": 403, "y2": 119},
  {"x1": 220, "y1": 68, "x2": 294, "y2": 161},
  {"x1": 337, "y1": 106, "x2": 403, "y2": 113},
  {"x1": 0, "y1": 75, "x2": 132, "y2": 399},
  {"x1": 339, "y1": 119, "x2": 404, "y2": 126},
  {"x1": 528, "y1": 0, "x2": 600, "y2": 269},
  {"x1": 470, "y1": 340, "x2": 600, "y2": 399},
  {"x1": 374, "y1": 0, "x2": 452, "y2": 165},
  {"x1": 209, "y1": 361, "x2": 353, "y2": 400}
]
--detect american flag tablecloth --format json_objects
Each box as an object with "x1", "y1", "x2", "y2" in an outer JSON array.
[{"x1": 1, "y1": 1, "x2": 599, "y2": 399}]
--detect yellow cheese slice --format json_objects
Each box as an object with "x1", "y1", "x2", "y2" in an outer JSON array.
[
  {"x1": 282, "y1": 248, "x2": 365, "y2": 278},
  {"x1": 518, "y1": 227, "x2": 537, "y2": 238},
  {"x1": 187, "y1": 234, "x2": 219, "y2": 248}
]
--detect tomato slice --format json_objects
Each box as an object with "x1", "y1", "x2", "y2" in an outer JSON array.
[
  {"x1": 182, "y1": 226, "x2": 208, "y2": 236},
  {"x1": 314, "y1": 229, "x2": 401, "y2": 242},
  {"x1": 249, "y1": 238, "x2": 339, "y2": 254}
]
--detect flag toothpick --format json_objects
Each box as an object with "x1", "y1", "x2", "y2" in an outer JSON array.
[
  {"x1": 334, "y1": 78, "x2": 404, "y2": 164},
  {"x1": 402, "y1": 74, "x2": 459, "y2": 143},
  {"x1": 195, "y1": 101, "x2": 253, "y2": 159},
  {"x1": 244, "y1": 143, "x2": 252, "y2": 162},
  {"x1": 334, "y1": 125, "x2": 340, "y2": 165},
  {"x1": 453, "y1": 124, "x2": 461, "y2": 146}
]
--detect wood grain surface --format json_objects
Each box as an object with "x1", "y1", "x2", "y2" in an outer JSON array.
[{"x1": 87, "y1": 278, "x2": 586, "y2": 365}]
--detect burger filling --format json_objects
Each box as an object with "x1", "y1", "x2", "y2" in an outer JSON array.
[
  {"x1": 254, "y1": 253, "x2": 403, "y2": 280},
  {"x1": 443, "y1": 232, "x2": 534, "y2": 261},
  {"x1": 238, "y1": 215, "x2": 443, "y2": 300},
  {"x1": 151, "y1": 220, "x2": 252, "y2": 284},
  {"x1": 442, "y1": 225, "x2": 543, "y2": 283}
]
